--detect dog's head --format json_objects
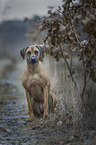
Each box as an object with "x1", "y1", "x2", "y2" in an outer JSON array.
[{"x1": 20, "y1": 45, "x2": 44, "y2": 64}]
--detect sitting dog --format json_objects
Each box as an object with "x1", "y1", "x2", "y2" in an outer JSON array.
[{"x1": 20, "y1": 45, "x2": 57, "y2": 119}]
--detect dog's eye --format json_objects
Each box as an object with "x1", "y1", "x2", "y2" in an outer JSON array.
[
  {"x1": 27, "y1": 51, "x2": 31, "y2": 55},
  {"x1": 34, "y1": 50, "x2": 39, "y2": 55}
]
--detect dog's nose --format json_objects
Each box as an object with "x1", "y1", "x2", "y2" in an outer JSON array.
[
  {"x1": 31, "y1": 56, "x2": 36, "y2": 60},
  {"x1": 29, "y1": 56, "x2": 38, "y2": 64}
]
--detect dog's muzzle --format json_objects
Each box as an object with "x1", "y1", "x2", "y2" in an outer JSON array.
[{"x1": 29, "y1": 56, "x2": 38, "y2": 64}]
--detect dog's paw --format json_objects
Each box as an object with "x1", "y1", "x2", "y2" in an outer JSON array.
[
  {"x1": 43, "y1": 111, "x2": 49, "y2": 119},
  {"x1": 28, "y1": 114, "x2": 35, "y2": 121}
]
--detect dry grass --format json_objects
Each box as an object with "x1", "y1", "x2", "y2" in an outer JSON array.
[{"x1": 42, "y1": 55, "x2": 96, "y2": 124}]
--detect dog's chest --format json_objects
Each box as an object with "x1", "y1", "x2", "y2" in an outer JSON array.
[
  {"x1": 23, "y1": 70, "x2": 47, "y2": 101},
  {"x1": 27, "y1": 72, "x2": 47, "y2": 87},
  {"x1": 28, "y1": 74, "x2": 44, "y2": 101},
  {"x1": 29, "y1": 74, "x2": 40, "y2": 84}
]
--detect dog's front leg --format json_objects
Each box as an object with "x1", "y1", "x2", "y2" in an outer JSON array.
[
  {"x1": 43, "y1": 85, "x2": 49, "y2": 119},
  {"x1": 26, "y1": 91, "x2": 35, "y2": 120}
]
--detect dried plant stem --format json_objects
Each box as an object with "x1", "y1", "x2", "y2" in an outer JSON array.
[
  {"x1": 64, "y1": 17, "x2": 87, "y2": 98},
  {"x1": 59, "y1": 45, "x2": 77, "y2": 88},
  {"x1": 80, "y1": 53, "x2": 86, "y2": 102},
  {"x1": 71, "y1": 20, "x2": 87, "y2": 101},
  {"x1": 70, "y1": 50, "x2": 72, "y2": 70}
]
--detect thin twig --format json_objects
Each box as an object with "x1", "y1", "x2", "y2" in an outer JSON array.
[
  {"x1": 59, "y1": 44, "x2": 77, "y2": 88},
  {"x1": 80, "y1": 53, "x2": 86, "y2": 102}
]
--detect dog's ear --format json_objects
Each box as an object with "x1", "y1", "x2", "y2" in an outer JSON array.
[
  {"x1": 39, "y1": 45, "x2": 45, "y2": 61},
  {"x1": 20, "y1": 48, "x2": 25, "y2": 60},
  {"x1": 36, "y1": 45, "x2": 45, "y2": 61}
]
